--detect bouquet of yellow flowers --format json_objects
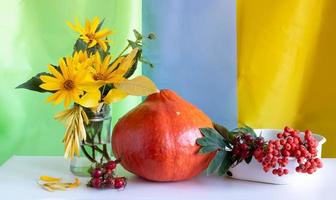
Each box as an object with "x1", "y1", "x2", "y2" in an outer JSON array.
[{"x1": 17, "y1": 17, "x2": 157, "y2": 164}]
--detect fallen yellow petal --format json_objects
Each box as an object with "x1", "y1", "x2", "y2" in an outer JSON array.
[
  {"x1": 38, "y1": 177, "x2": 80, "y2": 192},
  {"x1": 46, "y1": 183, "x2": 67, "y2": 191},
  {"x1": 67, "y1": 178, "x2": 80, "y2": 188},
  {"x1": 42, "y1": 184, "x2": 55, "y2": 192},
  {"x1": 39, "y1": 176, "x2": 61, "y2": 183}
]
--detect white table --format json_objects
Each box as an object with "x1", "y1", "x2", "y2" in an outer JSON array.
[{"x1": 0, "y1": 156, "x2": 334, "y2": 200}]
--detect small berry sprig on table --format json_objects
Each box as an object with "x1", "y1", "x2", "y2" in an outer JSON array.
[
  {"x1": 197, "y1": 123, "x2": 323, "y2": 177},
  {"x1": 88, "y1": 159, "x2": 126, "y2": 189}
]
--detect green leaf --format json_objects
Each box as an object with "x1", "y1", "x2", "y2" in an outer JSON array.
[
  {"x1": 231, "y1": 125, "x2": 257, "y2": 138},
  {"x1": 128, "y1": 40, "x2": 141, "y2": 49},
  {"x1": 199, "y1": 128, "x2": 226, "y2": 148},
  {"x1": 199, "y1": 146, "x2": 218, "y2": 154},
  {"x1": 213, "y1": 122, "x2": 235, "y2": 142},
  {"x1": 207, "y1": 150, "x2": 225, "y2": 175},
  {"x1": 218, "y1": 152, "x2": 232, "y2": 176},
  {"x1": 196, "y1": 138, "x2": 209, "y2": 146},
  {"x1": 96, "y1": 18, "x2": 105, "y2": 32},
  {"x1": 243, "y1": 125, "x2": 257, "y2": 138},
  {"x1": 139, "y1": 57, "x2": 154, "y2": 68},
  {"x1": 74, "y1": 39, "x2": 88, "y2": 52},
  {"x1": 16, "y1": 72, "x2": 51, "y2": 93},
  {"x1": 245, "y1": 155, "x2": 253, "y2": 164},
  {"x1": 133, "y1": 29, "x2": 143, "y2": 40}
]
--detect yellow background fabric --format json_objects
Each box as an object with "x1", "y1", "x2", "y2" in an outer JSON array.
[{"x1": 238, "y1": 0, "x2": 336, "y2": 157}]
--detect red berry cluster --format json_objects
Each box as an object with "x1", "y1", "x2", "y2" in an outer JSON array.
[
  {"x1": 88, "y1": 160, "x2": 126, "y2": 189},
  {"x1": 232, "y1": 134, "x2": 254, "y2": 159},
  {"x1": 253, "y1": 127, "x2": 323, "y2": 176}
]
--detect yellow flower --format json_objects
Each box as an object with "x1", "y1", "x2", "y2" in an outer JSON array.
[
  {"x1": 40, "y1": 57, "x2": 102, "y2": 108},
  {"x1": 67, "y1": 17, "x2": 112, "y2": 52},
  {"x1": 72, "y1": 51, "x2": 92, "y2": 70},
  {"x1": 90, "y1": 53, "x2": 123, "y2": 83},
  {"x1": 92, "y1": 48, "x2": 139, "y2": 83},
  {"x1": 89, "y1": 48, "x2": 139, "y2": 104}
]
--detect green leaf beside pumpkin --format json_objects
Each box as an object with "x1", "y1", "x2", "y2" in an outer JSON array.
[{"x1": 207, "y1": 150, "x2": 226, "y2": 175}]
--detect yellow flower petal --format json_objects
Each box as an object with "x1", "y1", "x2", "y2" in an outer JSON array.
[
  {"x1": 66, "y1": 21, "x2": 77, "y2": 32},
  {"x1": 48, "y1": 65, "x2": 64, "y2": 80},
  {"x1": 64, "y1": 93, "x2": 72, "y2": 108},
  {"x1": 40, "y1": 82, "x2": 61, "y2": 91},
  {"x1": 97, "y1": 40, "x2": 108, "y2": 52},
  {"x1": 40, "y1": 75, "x2": 61, "y2": 84},
  {"x1": 76, "y1": 90, "x2": 101, "y2": 108},
  {"x1": 54, "y1": 91, "x2": 66, "y2": 105},
  {"x1": 95, "y1": 28, "x2": 112, "y2": 38},
  {"x1": 59, "y1": 59, "x2": 69, "y2": 79},
  {"x1": 85, "y1": 19, "x2": 91, "y2": 32},
  {"x1": 77, "y1": 81, "x2": 103, "y2": 92},
  {"x1": 46, "y1": 91, "x2": 62, "y2": 103},
  {"x1": 103, "y1": 89, "x2": 128, "y2": 104},
  {"x1": 90, "y1": 17, "x2": 100, "y2": 33},
  {"x1": 88, "y1": 39, "x2": 97, "y2": 48},
  {"x1": 102, "y1": 55, "x2": 111, "y2": 72}
]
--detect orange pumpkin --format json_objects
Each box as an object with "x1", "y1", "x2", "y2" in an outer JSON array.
[{"x1": 112, "y1": 89, "x2": 214, "y2": 181}]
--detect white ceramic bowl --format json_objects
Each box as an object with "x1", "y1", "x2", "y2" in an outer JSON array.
[{"x1": 229, "y1": 129, "x2": 326, "y2": 184}]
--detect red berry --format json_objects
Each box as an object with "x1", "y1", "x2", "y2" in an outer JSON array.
[
  {"x1": 307, "y1": 168, "x2": 314, "y2": 174},
  {"x1": 295, "y1": 150, "x2": 302, "y2": 158},
  {"x1": 285, "y1": 143, "x2": 291, "y2": 151},
  {"x1": 287, "y1": 137, "x2": 293, "y2": 144},
  {"x1": 277, "y1": 133, "x2": 283, "y2": 138},
  {"x1": 255, "y1": 137, "x2": 264, "y2": 146},
  {"x1": 241, "y1": 143, "x2": 249, "y2": 150},
  {"x1": 266, "y1": 153, "x2": 273, "y2": 160},
  {"x1": 284, "y1": 126, "x2": 293, "y2": 133},
  {"x1": 277, "y1": 168, "x2": 284, "y2": 176},
  {"x1": 105, "y1": 177, "x2": 115, "y2": 187},
  {"x1": 308, "y1": 140, "x2": 316, "y2": 147},
  {"x1": 304, "y1": 130, "x2": 312, "y2": 140},
  {"x1": 305, "y1": 161, "x2": 312, "y2": 169},
  {"x1": 293, "y1": 138, "x2": 300, "y2": 145},
  {"x1": 272, "y1": 169, "x2": 278, "y2": 175},
  {"x1": 114, "y1": 178, "x2": 126, "y2": 189},
  {"x1": 282, "y1": 150, "x2": 290, "y2": 157},
  {"x1": 244, "y1": 135, "x2": 253, "y2": 142},
  {"x1": 290, "y1": 143, "x2": 297, "y2": 150},
  {"x1": 92, "y1": 168, "x2": 103, "y2": 178},
  {"x1": 91, "y1": 177, "x2": 102, "y2": 188},
  {"x1": 283, "y1": 169, "x2": 289, "y2": 175},
  {"x1": 290, "y1": 131, "x2": 297, "y2": 137},
  {"x1": 106, "y1": 160, "x2": 117, "y2": 170},
  {"x1": 296, "y1": 166, "x2": 301, "y2": 172},
  {"x1": 232, "y1": 147, "x2": 240, "y2": 155}
]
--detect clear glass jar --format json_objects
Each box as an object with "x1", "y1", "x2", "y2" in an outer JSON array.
[{"x1": 70, "y1": 105, "x2": 112, "y2": 176}]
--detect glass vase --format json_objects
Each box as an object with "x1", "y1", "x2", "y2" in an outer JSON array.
[{"x1": 70, "y1": 105, "x2": 112, "y2": 176}]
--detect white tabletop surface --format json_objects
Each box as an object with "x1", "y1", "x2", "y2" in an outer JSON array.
[{"x1": 0, "y1": 156, "x2": 335, "y2": 200}]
